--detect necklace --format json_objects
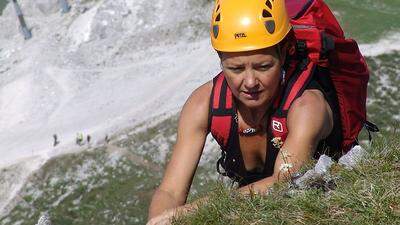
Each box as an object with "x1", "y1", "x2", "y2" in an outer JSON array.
[
  {"x1": 235, "y1": 113, "x2": 267, "y2": 136},
  {"x1": 239, "y1": 127, "x2": 262, "y2": 136}
]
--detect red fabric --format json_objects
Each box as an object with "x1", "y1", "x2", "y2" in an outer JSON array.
[
  {"x1": 285, "y1": 0, "x2": 310, "y2": 18},
  {"x1": 329, "y1": 39, "x2": 368, "y2": 151},
  {"x1": 270, "y1": 117, "x2": 288, "y2": 141},
  {"x1": 292, "y1": 28, "x2": 322, "y2": 62},
  {"x1": 211, "y1": 116, "x2": 232, "y2": 148},
  {"x1": 213, "y1": 73, "x2": 224, "y2": 109},
  {"x1": 286, "y1": 0, "x2": 369, "y2": 152},
  {"x1": 288, "y1": 0, "x2": 343, "y2": 37},
  {"x1": 283, "y1": 62, "x2": 314, "y2": 111},
  {"x1": 288, "y1": 0, "x2": 344, "y2": 67}
]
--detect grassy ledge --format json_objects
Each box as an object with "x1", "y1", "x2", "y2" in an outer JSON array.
[{"x1": 174, "y1": 129, "x2": 400, "y2": 225}]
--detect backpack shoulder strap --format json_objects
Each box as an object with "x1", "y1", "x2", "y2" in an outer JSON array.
[
  {"x1": 261, "y1": 59, "x2": 316, "y2": 175},
  {"x1": 209, "y1": 72, "x2": 236, "y2": 150},
  {"x1": 271, "y1": 59, "x2": 316, "y2": 140},
  {"x1": 282, "y1": 59, "x2": 316, "y2": 112}
]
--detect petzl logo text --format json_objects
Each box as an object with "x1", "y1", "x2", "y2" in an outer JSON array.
[
  {"x1": 234, "y1": 33, "x2": 247, "y2": 39},
  {"x1": 272, "y1": 120, "x2": 283, "y2": 132}
]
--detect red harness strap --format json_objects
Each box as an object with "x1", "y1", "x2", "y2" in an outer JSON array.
[
  {"x1": 209, "y1": 72, "x2": 235, "y2": 149},
  {"x1": 271, "y1": 60, "x2": 316, "y2": 142}
]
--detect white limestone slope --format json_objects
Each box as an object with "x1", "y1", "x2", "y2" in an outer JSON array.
[
  {"x1": 0, "y1": 0, "x2": 219, "y2": 168},
  {"x1": 359, "y1": 32, "x2": 400, "y2": 57}
]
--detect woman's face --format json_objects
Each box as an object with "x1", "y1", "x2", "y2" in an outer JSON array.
[{"x1": 221, "y1": 47, "x2": 283, "y2": 109}]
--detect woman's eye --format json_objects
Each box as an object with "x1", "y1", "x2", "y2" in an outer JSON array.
[
  {"x1": 258, "y1": 64, "x2": 272, "y2": 71},
  {"x1": 228, "y1": 67, "x2": 244, "y2": 73}
]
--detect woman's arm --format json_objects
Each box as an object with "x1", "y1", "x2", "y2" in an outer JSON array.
[
  {"x1": 148, "y1": 81, "x2": 212, "y2": 220},
  {"x1": 239, "y1": 89, "x2": 334, "y2": 194}
]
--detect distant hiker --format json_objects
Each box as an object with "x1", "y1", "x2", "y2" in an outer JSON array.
[
  {"x1": 87, "y1": 135, "x2": 91, "y2": 144},
  {"x1": 104, "y1": 135, "x2": 110, "y2": 144},
  {"x1": 76, "y1": 132, "x2": 84, "y2": 146},
  {"x1": 53, "y1": 134, "x2": 60, "y2": 147},
  {"x1": 147, "y1": 0, "x2": 378, "y2": 224}
]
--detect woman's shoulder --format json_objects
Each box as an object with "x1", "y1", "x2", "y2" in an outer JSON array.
[
  {"x1": 190, "y1": 80, "x2": 213, "y2": 101},
  {"x1": 287, "y1": 89, "x2": 333, "y2": 139},
  {"x1": 183, "y1": 80, "x2": 213, "y2": 111},
  {"x1": 290, "y1": 89, "x2": 326, "y2": 109},
  {"x1": 179, "y1": 81, "x2": 213, "y2": 129}
]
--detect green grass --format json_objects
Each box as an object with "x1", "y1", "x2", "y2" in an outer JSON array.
[
  {"x1": 366, "y1": 52, "x2": 400, "y2": 129},
  {"x1": 0, "y1": 114, "x2": 219, "y2": 225},
  {"x1": 324, "y1": 0, "x2": 400, "y2": 43},
  {"x1": 0, "y1": 145, "x2": 160, "y2": 225},
  {"x1": 0, "y1": 0, "x2": 8, "y2": 16},
  {"x1": 174, "y1": 128, "x2": 400, "y2": 225}
]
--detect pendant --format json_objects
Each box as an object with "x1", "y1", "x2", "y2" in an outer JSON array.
[{"x1": 241, "y1": 127, "x2": 257, "y2": 135}]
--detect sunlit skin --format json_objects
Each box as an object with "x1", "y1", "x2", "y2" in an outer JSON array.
[{"x1": 221, "y1": 47, "x2": 283, "y2": 127}]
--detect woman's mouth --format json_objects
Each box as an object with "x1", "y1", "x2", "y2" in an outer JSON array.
[{"x1": 242, "y1": 90, "x2": 262, "y2": 99}]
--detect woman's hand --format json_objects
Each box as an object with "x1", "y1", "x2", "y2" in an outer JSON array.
[
  {"x1": 146, "y1": 209, "x2": 175, "y2": 225},
  {"x1": 147, "y1": 197, "x2": 207, "y2": 225},
  {"x1": 146, "y1": 203, "x2": 195, "y2": 225}
]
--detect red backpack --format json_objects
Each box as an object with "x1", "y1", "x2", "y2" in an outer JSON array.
[{"x1": 209, "y1": 0, "x2": 378, "y2": 165}]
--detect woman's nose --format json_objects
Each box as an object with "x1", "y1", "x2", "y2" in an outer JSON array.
[{"x1": 243, "y1": 70, "x2": 258, "y2": 89}]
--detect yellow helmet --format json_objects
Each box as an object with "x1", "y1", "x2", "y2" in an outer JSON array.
[{"x1": 211, "y1": 0, "x2": 292, "y2": 52}]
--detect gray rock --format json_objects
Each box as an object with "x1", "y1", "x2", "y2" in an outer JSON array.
[
  {"x1": 293, "y1": 154, "x2": 334, "y2": 189},
  {"x1": 294, "y1": 146, "x2": 367, "y2": 191},
  {"x1": 338, "y1": 145, "x2": 366, "y2": 169},
  {"x1": 293, "y1": 169, "x2": 317, "y2": 189},
  {"x1": 314, "y1": 154, "x2": 334, "y2": 175}
]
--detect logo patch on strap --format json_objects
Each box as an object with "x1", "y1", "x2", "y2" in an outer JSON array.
[{"x1": 272, "y1": 120, "x2": 283, "y2": 133}]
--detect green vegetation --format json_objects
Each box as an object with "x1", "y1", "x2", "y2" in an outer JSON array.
[
  {"x1": 0, "y1": 114, "x2": 218, "y2": 225},
  {"x1": 174, "y1": 129, "x2": 400, "y2": 225},
  {"x1": 366, "y1": 52, "x2": 400, "y2": 129},
  {"x1": 0, "y1": 0, "x2": 8, "y2": 16},
  {"x1": 325, "y1": 0, "x2": 400, "y2": 42},
  {"x1": 0, "y1": 146, "x2": 160, "y2": 225}
]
